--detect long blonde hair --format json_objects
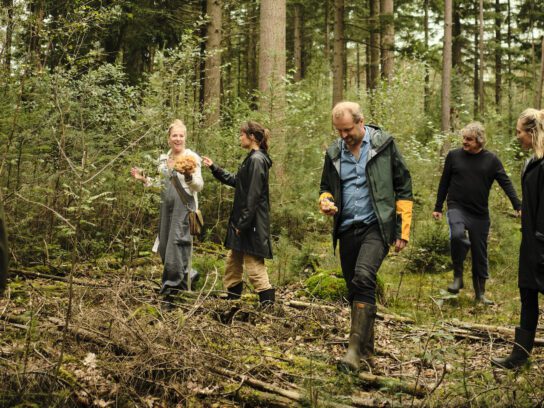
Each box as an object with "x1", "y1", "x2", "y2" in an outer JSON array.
[{"x1": 518, "y1": 109, "x2": 544, "y2": 159}]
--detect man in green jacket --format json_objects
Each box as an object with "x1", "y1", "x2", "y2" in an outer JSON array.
[
  {"x1": 319, "y1": 101, "x2": 413, "y2": 372},
  {"x1": 0, "y1": 201, "x2": 8, "y2": 295}
]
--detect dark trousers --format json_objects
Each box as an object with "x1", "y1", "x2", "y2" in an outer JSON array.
[
  {"x1": 339, "y1": 222, "x2": 389, "y2": 305},
  {"x1": 520, "y1": 288, "x2": 540, "y2": 331},
  {"x1": 447, "y1": 208, "x2": 490, "y2": 279}
]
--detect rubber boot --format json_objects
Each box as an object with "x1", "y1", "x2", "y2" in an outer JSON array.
[
  {"x1": 447, "y1": 267, "x2": 464, "y2": 294},
  {"x1": 360, "y1": 324, "x2": 375, "y2": 369},
  {"x1": 473, "y1": 276, "x2": 494, "y2": 305},
  {"x1": 337, "y1": 302, "x2": 376, "y2": 373},
  {"x1": 491, "y1": 327, "x2": 535, "y2": 369},
  {"x1": 258, "y1": 288, "x2": 275, "y2": 306},
  {"x1": 226, "y1": 282, "x2": 243, "y2": 300}
]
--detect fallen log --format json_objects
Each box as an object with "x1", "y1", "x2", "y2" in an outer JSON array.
[
  {"x1": 357, "y1": 372, "x2": 428, "y2": 398},
  {"x1": 47, "y1": 317, "x2": 136, "y2": 356},
  {"x1": 233, "y1": 387, "x2": 300, "y2": 408},
  {"x1": 209, "y1": 366, "x2": 357, "y2": 408},
  {"x1": 285, "y1": 300, "x2": 415, "y2": 323},
  {"x1": 9, "y1": 268, "x2": 109, "y2": 289},
  {"x1": 447, "y1": 320, "x2": 544, "y2": 346}
]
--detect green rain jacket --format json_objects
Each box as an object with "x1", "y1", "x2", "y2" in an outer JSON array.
[{"x1": 319, "y1": 125, "x2": 413, "y2": 251}]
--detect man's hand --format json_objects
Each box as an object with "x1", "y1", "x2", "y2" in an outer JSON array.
[
  {"x1": 319, "y1": 199, "x2": 338, "y2": 216},
  {"x1": 202, "y1": 156, "x2": 214, "y2": 168},
  {"x1": 514, "y1": 209, "x2": 522, "y2": 218},
  {"x1": 432, "y1": 211, "x2": 443, "y2": 221},
  {"x1": 394, "y1": 239, "x2": 407, "y2": 253}
]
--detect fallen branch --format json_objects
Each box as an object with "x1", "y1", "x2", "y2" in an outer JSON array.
[
  {"x1": 447, "y1": 320, "x2": 544, "y2": 346},
  {"x1": 47, "y1": 317, "x2": 136, "y2": 356},
  {"x1": 9, "y1": 268, "x2": 109, "y2": 289},
  {"x1": 358, "y1": 372, "x2": 428, "y2": 398}
]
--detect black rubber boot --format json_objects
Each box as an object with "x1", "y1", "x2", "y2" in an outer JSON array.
[
  {"x1": 447, "y1": 267, "x2": 464, "y2": 294},
  {"x1": 226, "y1": 282, "x2": 243, "y2": 300},
  {"x1": 258, "y1": 288, "x2": 275, "y2": 306},
  {"x1": 338, "y1": 302, "x2": 376, "y2": 373},
  {"x1": 491, "y1": 327, "x2": 535, "y2": 369},
  {"x1": 473, "y1": 276, "x2": 494, "y2": 305}
]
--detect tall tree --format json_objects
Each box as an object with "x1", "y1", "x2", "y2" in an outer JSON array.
[
  {"x1": 536, "y1": 36, "x2": 544, "y2": 110},
  {"x1": 495, "y1": 0, "x2": 502, "y2": 112},
  {"x1": 369, "y1": 0, "x2": 380, "y2": 90},
  {"x1": 424, "y1": 0, "x2": 430, "y2": 113},
  {"x1": 473, "y1": 5, "x2": 480, "y2": 118},
  {"x1": 2, "y1": 0, "x2": 14, "y2": 74},
  {"x1": 442, "y1": 0, "x2": 453, "y2": 133},
  {"x1": 28, "y1": 0, "x2": 45, "y2": 70},
  {"x1": 258, "y1": 0, "x2": 286, "y2": 117},
  {"x1": 332, "y1": 0, "x2": 344, "y2": 105},
  {"x1": 246, "y1": 0, "x2": 258, "y2": 101},
  {"x1": 380, "y1": 0, "x2": 394, "y2": 80},
  {"x1": 203, "y1": 0, "x2": 222, "y2": 128},
  {"x1": 478, "y1": 0, "x2": 485, "y2": 115},
  {"x1": 293, "y1": 2, "x2": 303, "y2": 82}
]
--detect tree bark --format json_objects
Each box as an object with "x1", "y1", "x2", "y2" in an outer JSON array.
[
  {"x1": 424, "y1": 0, "x2": 430, "y2": 113},
  {"x1": 246, "y1": 0, "x2": 258, "y2": 104},
  {"x1": 293, "y1": 3, "x2": 303, "y2": 82},
  {"x1": 441, "y1": 0, "x2": 453, "y2": 133},
  {"x1": 2, "y1": 0, "x2": 14, "y2": 74},
  {"x1": 369, "y1": 0, "x2": 381, "y2": 91},
  {"x1": 203, "y1": 0, "x2": 222, "y2": 128},
  {"x1": 28, "y1": 0, "x2": 45, "y2": 71},
  {"x1": 473, "y1": 7, "x2": 479, "y2": 119},
  {"x1": 332, "y1": 0, "x2": 344, "y2": 105},
  {"x1": 536, "y1": 36, "x2": 544, "y2": 110},
  {"x1": 258, "y1": 0, "x2": 286, "y2": 115},
  {"x1": 380, "y1": 0, "x2": 394, "y2": 81},
  {"x1": 478, "y1": 0, "x2": 485, "y2": 115},
  {"x1": 495, "y1": 0, "x2": 502, "y2": 112}
]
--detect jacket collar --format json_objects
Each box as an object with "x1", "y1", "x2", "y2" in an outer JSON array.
[{"x1": 326, "y1": 125, "x2": 392, "y2": 161}]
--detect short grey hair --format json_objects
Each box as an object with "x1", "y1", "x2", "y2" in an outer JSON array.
[
  {"x1": 460, "y1": 121, "x2": 486, "y2": 148},
  {"x1": 332, "y1": 101, "x2": 364, "y2": 124}
]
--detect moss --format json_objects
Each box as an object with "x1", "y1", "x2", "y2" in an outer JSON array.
[{"x1": 305, "y1": 269, "x2": 347, "y2": 301}]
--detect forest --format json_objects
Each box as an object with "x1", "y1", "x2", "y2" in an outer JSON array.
[{"x1": 1, "y1": 0, "x2": 544, "y2": 406}]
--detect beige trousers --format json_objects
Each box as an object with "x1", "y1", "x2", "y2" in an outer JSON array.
[{"x1": 224, "y1": 250, "x2": 272, "y2": 293}]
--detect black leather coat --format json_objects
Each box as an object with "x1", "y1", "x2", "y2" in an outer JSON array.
[
  {"x1": 211, "y1": 149, "x2": 273, "y2": 259},
  {"x1": 519, "y1": 157, "x2": 544, "y2": 291}
]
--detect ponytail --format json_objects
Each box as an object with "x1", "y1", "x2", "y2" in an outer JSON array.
[{"x1": 240, "y1": 121, "x2": 270, "y2": 151}]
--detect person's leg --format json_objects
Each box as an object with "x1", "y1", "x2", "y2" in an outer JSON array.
[
  {"x1": 338, "y1": 223, "x2": 388, "y2": 373},
  {"x1": 467, "y1": 216, "x2": 492, "y2": 304},
  {"x1": 244, "y1": 253, "x2": 274, "y2": 305},
  {"x1": 447, "y1": 208, "x2": 470, "y2": 293},
  {"x1": 339, "y1": 227, "x2": 362, "y2": 303},
  {"x1": 224, "y1": 250, "x2": 244, "y2": 299},
  {"x1": 491, "y1": 288, "x2": 538, "y2": 368}
]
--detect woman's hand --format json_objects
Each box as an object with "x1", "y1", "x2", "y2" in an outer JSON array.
[
  {"x1": 131, "y1": 167, "x2": 146, "y2": 183},
  {"x1": 202, "y1": 156, "x2": 214, "y2": 168}
]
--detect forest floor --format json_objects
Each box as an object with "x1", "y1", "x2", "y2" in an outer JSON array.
[{"x1": 1, "y1": 247, "x2": 544, "y2": 408}]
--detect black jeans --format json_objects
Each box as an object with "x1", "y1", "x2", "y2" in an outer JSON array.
[
  {"x1": 339, "y1": 222, "x2": 389, "y2": 305},
  {"x1": 520, "y1": 287, "x2": 541, "y2": 331},
  {"x1": 447, "y1": 208, "x2": 490, "y2": 279}
]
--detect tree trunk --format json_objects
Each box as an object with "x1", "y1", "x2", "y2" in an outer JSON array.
[
  {"x1": 478, "y1": 0, "x2": 485, "y2": 115},
  {"x1": 535, "y1": 36, "x2": 544, "y2": 110},
  {"x1": 356, "y1": 43, "x2": 361, "y2": 94},
  {"x1": 246, "y1": 0, "x2": 258, "y2": 105},
  {"x1": 380, "y1": 0, "x2": 394, "y2": 81},
  {"x1": 495, "y1": 0, "x2": 502, "y2": 112},
  {"x1": 452, "y1": 3, "x2": 462, "y2": 69},
  {"x1": 28, "y1": 0, "x2": 45, "y2": 71},
  {"x1": 325, "y1": 0, "x2": 330, "y2": 65},
  {"x1": 203, "y1": 0, "x2": 222, "y2": 128},
  {"x1": 473, "y1": 8, "x2": 479, "y2": 119},
  {"x1": 2, "y1": 0, "x2": 14, "y2": 74},
  {"x1": 198, "y1": 0, "x2": 207, "y2": 116},
  {"x1": 424, "y1": 0, "x2": 430, "y2": 113},
  {"x1": 441, "y1": 0, "x2": 452, "y2": 133},
  {"x1": 369, "y1": 0, "x2": 381, "y2": 91},
  {"x1": 293, "y1": 3, "x2": 303, "y2": 82},
  {"x1": 332, "y1": 0, "x2": 344, "y2": 105},
  {"x1": 507, "y1": 0, "x2": 513, "y2": 129}
]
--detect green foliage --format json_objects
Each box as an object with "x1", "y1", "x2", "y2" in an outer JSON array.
[
  {"x1": 304, "y1": 268, "x2": 347, "y2": 301},
  {"x1": 407, "y1": 220, "x2": 452, "y2": 273}
]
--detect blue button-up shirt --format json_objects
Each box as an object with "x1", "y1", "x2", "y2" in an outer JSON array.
[{"x1": 339, "y1": 127, "x2": 377, "y2": 232}]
